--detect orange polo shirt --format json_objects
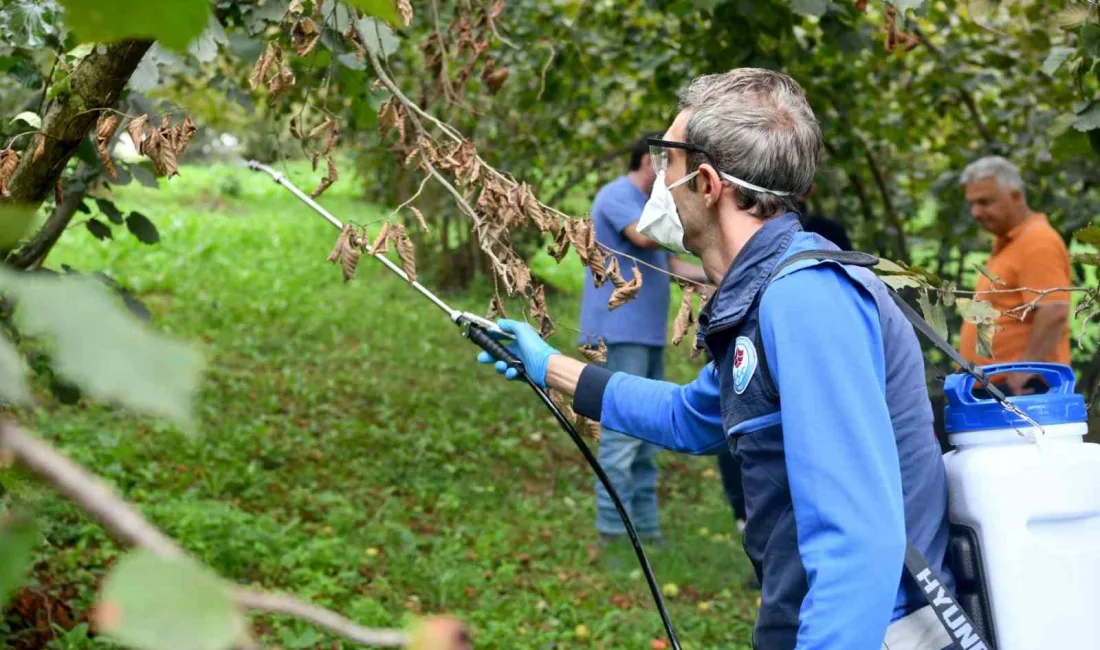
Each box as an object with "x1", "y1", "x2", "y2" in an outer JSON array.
[{"x1": 959, "y1": 214, "x2": 1071, "y2": 366}]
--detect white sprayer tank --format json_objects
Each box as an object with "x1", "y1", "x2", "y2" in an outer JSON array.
[{"x1": 942, "y1": 362, "x2": 1100, "y2": 650}]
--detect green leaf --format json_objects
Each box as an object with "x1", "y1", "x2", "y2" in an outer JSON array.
[
  {"x1": 358, "y1": 17, "x2": 399, "y2": 58},
  {"x1": 917, "y1": 290, "x2": 948, "y2": 340},
  {"x1": 98, "y1": 551, "x2": 245, "y2": 650},
  {"x1": 0, "y1": 333, "x2": 30, "y2": 404},
  {"x1": 344, "y1": 0, "x2": 400, "y2": 25},
  {"x1": 0, "y1": 268, "x2": 203, "y2": 427},
  {"x1": 956, "y1": 297, "x2": 1000, "y2": 324},
  {"x1": 1083, "y1": 23, "x2": 1100, "y2": 59},
  {"x1": 790, "y1": 0, "x2": 828, "y2": 17},
  {"x1": 95, "y1": 198, "x2": 125, "y2": 224},
  {"x1": 86, "y1": 219, "x2": 113, "y2": 241},
  {"x1": 976, "y1": 322, "x2": 997, "y2": 359},
  {"x1": 1074, "y1": 223, "x2": 1100, "y2": 247},
  {"x1": 57, "y1": 0, "x2": 210, "y2": 52},
  {"x1": 0, "y1": 205, "x2": 37, "y2": 251},
  {"x1": 126, "y1": 212, "x2": 160, "y2": 244},
  {"x1": 0, "y1": 515, "x2": 39, "y2": 610},
  {"x1": 1041, "y1": 47, "x2": 1076, "y2": 77},
  {"x1": 188, "y1": 14, "x2": 228, "y2": 64},
  {"x1": 1072, "y1": 103, "x2": 1100, "y2": 132},
  {"x1": 10, "y1": 111, "x2": 40, "y2": 129}
]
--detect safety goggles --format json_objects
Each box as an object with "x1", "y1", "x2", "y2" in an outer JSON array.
[
  {"x1": 647, "y1": 138, "x2": 717, "y2": 176},
  {"x1": 646, "y1": 137, "x2": 793, "y2": 197}
]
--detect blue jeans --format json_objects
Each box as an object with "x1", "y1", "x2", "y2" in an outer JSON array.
[{"x1": 595, "y1": 344, "x2": 664, "y2": 537}]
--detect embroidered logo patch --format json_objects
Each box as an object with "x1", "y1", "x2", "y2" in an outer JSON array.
[{"x1": 732, "y1": 336, "x2": 757, "y2": 395}]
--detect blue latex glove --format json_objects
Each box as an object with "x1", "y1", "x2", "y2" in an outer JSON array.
[{"x1": 476, "y1": 319, "x2": 560, "y2": 388}]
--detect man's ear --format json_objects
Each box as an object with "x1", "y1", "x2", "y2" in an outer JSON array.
[{"x1": 697, "y1": 163, "x2": 724, "y2": 208}]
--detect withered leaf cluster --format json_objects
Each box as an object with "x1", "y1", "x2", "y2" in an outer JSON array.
[
  {"x1": 112, "y1": 114, "x2": 196, "y2": 179},
  {"x1": 249, "y1": 42, "x2": 296, "y2": 100},
  {"x1": 883, "y1": 5, "x2": 920, "y2": 53},
  {"x1": 327, "y1": 223, "x2": 364, "y2": 282}
]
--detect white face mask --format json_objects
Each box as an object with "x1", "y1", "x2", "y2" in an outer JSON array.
[{"x1": 638, "y1": 170, "x2": 698, "y2": 254}]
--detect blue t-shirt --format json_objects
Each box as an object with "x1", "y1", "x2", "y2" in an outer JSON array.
[{"x1": 578, "y1": 176, "x2": 670, "y2": 348}]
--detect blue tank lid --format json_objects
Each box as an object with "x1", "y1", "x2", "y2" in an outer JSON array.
[{"x1": 943, "y1": 363, "x2": 1088, "y2": 433}]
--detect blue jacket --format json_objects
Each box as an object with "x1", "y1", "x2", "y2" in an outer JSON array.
[{"x1": 572, "y1": 213, "x2": 954, "y2": 650}]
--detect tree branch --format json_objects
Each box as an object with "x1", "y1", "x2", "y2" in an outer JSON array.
[
  {"x1": 0, "y1": 422, "x2": 409, "y2": 648},
  {"x1": 6, "y1": 175, "x2": 90, "y2": 270},
  {"x1": 857, "y1": 136, "x2": 910, "y2": 264},
  {"x1": 2, "y1": 39, "x2": 152, "y2": 210}
]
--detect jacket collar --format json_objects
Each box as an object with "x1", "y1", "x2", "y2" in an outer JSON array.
[{"x1": 698, "y1": 212, "x2": 803, "y2": 336}]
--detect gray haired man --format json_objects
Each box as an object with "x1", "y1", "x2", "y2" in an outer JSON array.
[{"x1": 480, "y1": 68, "x2": 960, "y2": 650}]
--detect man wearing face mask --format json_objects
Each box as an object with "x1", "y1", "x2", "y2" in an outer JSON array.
[
  {"x1": 479, "y1": 69, "x2": 956, "y2": 650},
  {"x1": 579, "y1": 134, "x2": 709, "y2": 544}
]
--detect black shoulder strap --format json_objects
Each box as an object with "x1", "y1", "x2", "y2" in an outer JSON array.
[
  {"x1": 768, "y1": 249, "x2": 1006, "y2": 403},
  {"x1": 768, "y1": 249, "x2": 997, "y2": 650}
]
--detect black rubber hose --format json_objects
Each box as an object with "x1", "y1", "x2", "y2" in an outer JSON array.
[{"x1": 465, "y1": 324, "x2": 682, "y2": 650}]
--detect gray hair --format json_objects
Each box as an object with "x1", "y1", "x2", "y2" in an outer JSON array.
[
  {"x1": 677, "y1": 68, "x2": 822, "y2": 218},
  {"x1": 960, "y1": 156, "x2": 1026, "y2": 196}
]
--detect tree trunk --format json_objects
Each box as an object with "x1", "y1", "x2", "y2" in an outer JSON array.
[{"x1": 3, "y1": 39, "x2": 152, "y2": 212}]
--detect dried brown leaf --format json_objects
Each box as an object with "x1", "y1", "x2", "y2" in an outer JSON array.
[
  {"x1": 268, "y1": 60, "x2": 296, "y2": 100},
  {"x1": 582, "y1": 417, "x2": 601, "y2": 441},
  {"x1": 310, "y1": 156, "x2": 339, "y2": 198},
  {"x1": 326, "y1": 223, "x2": 363, "y2": 282},
  {"x1": 547, "y1": 227, "x2": 570, "y2": 263},
  {"x1": 288, "y1": 0, "x2": 305, "y2": 14},
  {"x1": 368, "y1": 222, "x2": 390, "y2": 255},
  {"x1": 0, "y1": 148, "x2": 19, "y2": 197},
  {"x1": 410, "y1": 206, "x2": 430, "y2": 232},
  {"x1": 313, "y1": 0, "x2": 323, "y2": 17},
  {"x1": 604, "y1": 255, "x2": 623, "y2": 288},
  {"x1": 126, "y1": 115, "x2": 148, "y2": 151},
  {"x1": 608, "y1": 265, "x2": 642, "y2": 311},
  {"x1": 398, "y1": 0, "x2": 414, "y2": 26},
  {"x1": 566, "y1": 220, "x2": 592, "y2": 266},
  {"x1": 378, "y1": 98, "x2": 400, "y2": 136},
  {"x1": 291, "y1": 17, "x2": 322, "y2": 55},
  {"x1": 488, "y1": 0, "x2": 504, "y2": 19},
  {"x1": 482, "y1": 66, "x2": 509, "y2": 94},
  {"x1": 94, "y1": 114, "x2": 120, "y2": 181},
  {"x1": 54, "y1": 177, "x2": 63, "y2": 206},
  {"x1": 176, "y1": 116, "x2": 197, "y2": 155},
  {"x1": 389, "y1": 222, "x2": 417, "y2": 284},
  {"x1": 530, "y1": 284, "x2": 554, "y2": 338},
  {"x1": 524, "y1": 191, "x2": 551, "y2": 231},
  {"x1": 343, "y1": 23, "x2": 367, "y2": 61},
  {"x1": 577, "y1": 339, "x2": 608, "y2": 364},
  {"x1": 293, "y1": 30, "x2": 321, "y2": 56},
  {"x1": 310, "y1": 151, "x2": 321, "y2": 171},
  {"x1": 590, "y1": 247, "x2": 616, "y2": 288},
  {"x1": 249, "y1": 42, "x2": 279, "y2": 91},
  {"x1": 155, "y1": 127, "x2": 179, "y2": 178},
  {"x1": 453, "y1": 141, "x2": 481, "y2": 188},
  {"x1": 511, "y1": 260, "x2": 531, "y2": 294},
  {"x1": 672, "y1": 284, "x2": 696, "y2": 346},
  {"x1": 31, "y1": 134, "x2": 45, "y2": 163},
  {"x1": 487, "y1": 291, "x2": 507, "y2": 319}
]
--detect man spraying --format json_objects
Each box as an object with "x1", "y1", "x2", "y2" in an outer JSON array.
[{"x1": 478, "y1": 69, "x2": 956, "y2": 650}]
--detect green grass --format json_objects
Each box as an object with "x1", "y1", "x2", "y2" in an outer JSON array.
[{"x1": 2, "y1": 162, "x2": 757, "y2": 649}]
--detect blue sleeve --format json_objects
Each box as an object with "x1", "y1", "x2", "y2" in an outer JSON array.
[
  {"x1": 599, "y1": 193, "x2": 643, "y2": 234},
  {"x1": 759, "y1": 266, "x2": 906, "y2": 650},
  {"x1": 594, "y1": 363, "x2": 726, "y2": 455}
]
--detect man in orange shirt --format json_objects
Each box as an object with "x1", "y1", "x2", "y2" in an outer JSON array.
[{"x1": 958, "y1": 156, "x2": 1072, "y2": 395}]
